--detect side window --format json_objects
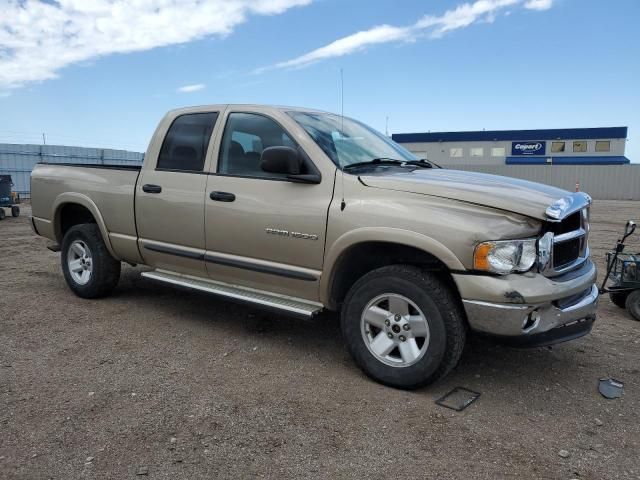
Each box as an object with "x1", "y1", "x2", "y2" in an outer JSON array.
[
  {"x1": 218, "y1": 113, "x2": 296, "y2": 178},
  {"x1": 157, "y1": 112, "x2": 218, "y2": 172}
]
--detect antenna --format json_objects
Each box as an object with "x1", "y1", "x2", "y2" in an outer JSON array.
[
  {"x1": 340, "y1": 68, "x2": 344, "y2": 134},
  {"x1": 339, "y1": 68, "x2": 346, "y2": 211}
]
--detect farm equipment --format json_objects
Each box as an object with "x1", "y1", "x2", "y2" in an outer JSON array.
[
  {"x1": 601, "y1": 220, "x2": 640, "y2": 321},
  {"x1": 0, "y1": 175, "x2": 21, "y2": 221}
]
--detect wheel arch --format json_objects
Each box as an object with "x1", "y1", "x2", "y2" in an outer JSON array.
[
  {"x1": 320, "y1": 228, "x2": 465, "y2": 310},
  {"x1": 52, "y1": 193, "x2": 119, "y2": 259}
]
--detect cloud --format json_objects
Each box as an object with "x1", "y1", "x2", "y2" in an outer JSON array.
[
  {"x1": 524, "y1": 0, "x2": 554, "y2": 10},
  {"x1": 0, "y1": 0, "x2": 312, "y2": 89},
  {"x1": 263, "y1": 25, "x2": 413, "y2": 71},
  {"x1": 177, "y1": 84, "x2": 206, "y2": 93},
  {"x1": 261, "y1": 0, "x2": 552, "y2": 71}
]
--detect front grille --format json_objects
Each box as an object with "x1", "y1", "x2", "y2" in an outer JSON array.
[
  {"x1": 547, "y1": 211, "x2": 581, "y2": 235},
  {"x1": 541, "y1": 207, "x2": 589, "y2": 276},
  {"x1": 553, "y1": 238, "x2": 581, "y2": 268}
]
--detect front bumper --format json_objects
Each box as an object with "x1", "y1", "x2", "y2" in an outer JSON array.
[{"x1": 454, "y1": 260, "x2": 598, "y2": 344}]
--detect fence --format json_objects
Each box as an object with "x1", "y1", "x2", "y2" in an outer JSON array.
[
  {"x1": 0, "y1": 143, "x2": 144, "y2": 199},
  {"x1": 445, "y1": 164, "x2": 640, "y2": 200}
]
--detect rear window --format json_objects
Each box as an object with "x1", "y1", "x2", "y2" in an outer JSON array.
[{"x1": 157, "y1": 112, "x2": 218, "y2": 172}]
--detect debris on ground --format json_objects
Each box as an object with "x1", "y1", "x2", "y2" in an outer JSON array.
[
  {"x1": 435, "y1": 387, "x2": 480, "y2": 411},
  {"x1": 598, "y1": 378, "x2": 624, "y2": 399},
  {"x1": 558, "y1": 450, "x2": 570, "y2": 458}
]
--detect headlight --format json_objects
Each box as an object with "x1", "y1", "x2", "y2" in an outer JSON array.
[{"x1": 473, "y1": 239, "x2": 537, "y2": 274}]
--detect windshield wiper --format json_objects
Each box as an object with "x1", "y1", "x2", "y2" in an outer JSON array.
[
  {"x1": 343, "y1": 158, "x2": 434, "y2": 170},
  {"x1": 402, "y1": 159, "x2": 437, "y2": 169}
]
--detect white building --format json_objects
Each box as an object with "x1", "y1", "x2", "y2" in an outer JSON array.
[{"x1": 392, "y1": 127, "x2": 629, "y2": 167}]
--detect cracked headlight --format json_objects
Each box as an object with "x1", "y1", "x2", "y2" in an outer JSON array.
[{"x1": 473, "y1": 239, "x2": 537, "y2": 275}]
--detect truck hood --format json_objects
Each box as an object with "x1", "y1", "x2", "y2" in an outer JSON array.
[{"x1": 359, "y1": 168, "x2": 569, "y2": 221}]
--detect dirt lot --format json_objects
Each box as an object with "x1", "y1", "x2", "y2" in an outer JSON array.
[{"x1": 1, "y1": 201, "x2": 639, "y2": 479}]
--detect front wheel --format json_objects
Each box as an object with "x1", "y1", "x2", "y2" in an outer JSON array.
[
  {"x1": 11, "y1": 205, "x2": 19, "y2": 217},
  {"x1": 61, "y1": 224, "x2": 121, "y2": 298},
  {"x1": 341, "y1": 265, "x2": 466, "y2": 390},
  {"x1": 626, "y1": 290, "x2": 640, "y2": 321}
]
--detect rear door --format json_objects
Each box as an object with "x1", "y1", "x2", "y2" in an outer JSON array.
[
  {"x1": 203, "y1": 109, "x2": 336, "y2": 300},
  {"x1": 136, "y1": 110, "x2": 221, "y2": 276}
]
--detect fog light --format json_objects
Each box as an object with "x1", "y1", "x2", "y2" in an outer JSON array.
[{"x1": 523, "y1": 310, "x2": 540, "y2": 332}]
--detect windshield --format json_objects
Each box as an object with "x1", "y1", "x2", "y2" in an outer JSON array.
[{"x1": 288, "y1": 111, "x2": 417, "y2": 168}]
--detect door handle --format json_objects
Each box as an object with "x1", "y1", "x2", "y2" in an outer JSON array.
[
  {"x1": 210, "y1": 191, "x2": 236, "y2": 202},
  {"x1": 142, "y1": 184, "x2": 162, "y2": 194}
]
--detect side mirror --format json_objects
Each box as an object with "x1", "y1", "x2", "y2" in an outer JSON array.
[
  {"x1": 260, "y1": 146, "x2": 301, "y2": 175},
  {"x1": 624, "y1": 220, "x2": 636, "y2": 239},
  {"x1": 260, "y1": 146, "x2": 321, "y2": 184}
]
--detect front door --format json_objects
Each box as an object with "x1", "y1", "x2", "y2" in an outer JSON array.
[
  {"x1": 204, "y1": 111, "x2": 335, "y2": 300},
  {"x1": 136, "y1": 111, "x2": 219, "y2": 276}
]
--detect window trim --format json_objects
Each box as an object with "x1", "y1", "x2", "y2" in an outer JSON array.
[
  {"x1": 155, "y1": 111, "x2": 219, "y2": 173},
  {"x1": 491, "y1": 147, "x2": 506, "y2": 157},
  {"x1": 214, "y1": 111, "x2": 319, "y2": 182},
  {"x1": 470, "y1": 147, "x2": 484, "y2": 157},
  {"x1": 450, "y1": 147, "x2": 463, "y2": 158},
  {"x1": 573, "y1": 140, "x2": 588, "y2": 153},
  {"x1": 595, "y1": 140, "x2": 611, "y2": 152}
]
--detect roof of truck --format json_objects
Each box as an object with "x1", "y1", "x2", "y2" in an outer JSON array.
[{"x1": 168, "y1": 104, "x2": 335, "y2": 115}]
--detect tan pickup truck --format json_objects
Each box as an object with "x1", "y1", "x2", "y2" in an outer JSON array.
[{"x1": 30, "y1": 105, "x2": 598, "y2": 389}]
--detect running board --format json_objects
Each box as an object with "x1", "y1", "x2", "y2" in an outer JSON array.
[{"x1": 141, "y1": 270, "x2": 323, "y2": 318}]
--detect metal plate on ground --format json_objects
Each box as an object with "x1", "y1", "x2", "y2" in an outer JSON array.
[
  {"x1": 436, "y1": 387, "x2": 481, "y2": 411},
  {"x1": 598, "y1": 378, "x2": 624, "y2": 399}
]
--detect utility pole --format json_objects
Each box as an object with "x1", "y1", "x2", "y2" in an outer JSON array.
[
  {"x1": 42, "y1": 133, "x2": 46, "y2": 145},
  {"x1": 385, "y1": 116, "x2": 389, "y2": 137}
]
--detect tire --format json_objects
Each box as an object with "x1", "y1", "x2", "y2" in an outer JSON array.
[
  {"x1": 61, "y1": 224, "x2": 121, "y2": 298},
  {"x1": 341, "y1": 265, "x2": 466, "y2": 390},
  {"x1": 11, "y1": 205, "x2": 19, "y2": 217},
  {"x1": 0, "y1": 209, "x2": 5, "y2": 220},
  {"x1": 626, "y1": 290, "x2": 640, "y2": 321},
  {"x1": 609, "y1": 291, "x2": 629, "y2": 309}
]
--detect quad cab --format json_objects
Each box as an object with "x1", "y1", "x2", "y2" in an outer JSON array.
[{"x1": 30, "y1": 105, "x2": 599, "y2": 389}]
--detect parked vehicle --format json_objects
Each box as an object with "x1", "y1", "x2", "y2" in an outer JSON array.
[
  {"x1": 601, "y1": 220, "x2": 640, "y2": 320},
  {"x1": 0, "y1": 175, "x2": 21, "y2": 220},
  {"x1": 30, "y1": 105, "x2": 598, "y2": 389}
]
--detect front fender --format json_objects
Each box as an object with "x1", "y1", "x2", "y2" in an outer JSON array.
[{"x1": 319, "y1": 227, "x2": 464, "y2": 306}]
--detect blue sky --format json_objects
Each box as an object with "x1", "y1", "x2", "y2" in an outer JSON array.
[{"x1": 0, "y1": 0, "x2": 639, "y2": 160}]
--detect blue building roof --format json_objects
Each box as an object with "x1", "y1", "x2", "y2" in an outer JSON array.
[
  {"x1": 505, "y1": 156, "x2": 630, "y2": 165},
  {"x1": 392, "y1": 127, "x2": 628, "y2": 143}
]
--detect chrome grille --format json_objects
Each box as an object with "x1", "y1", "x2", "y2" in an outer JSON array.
[{"x1": 539, "y1": 192, "x2": 591, "y2": 277}]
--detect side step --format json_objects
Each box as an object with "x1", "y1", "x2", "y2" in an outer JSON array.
[{"x1": 141, "y1": 270, "x2": 323, "y2": 318}]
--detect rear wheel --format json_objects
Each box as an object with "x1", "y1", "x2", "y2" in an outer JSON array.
[
  {"x1": 626, "y1": 290, "x2": 640, "y2": 321},
  {"x1": 11, "y1": 205, "x2": 19, "y2": 217},
  {"x1": 609, "y1": 291, "x2": 629, "y2": 309},
  {"x1": 61, "y1": 224, "x2": 121, "y2": 298},
  {"x1": 341, "y1": 265, "x2": 466, "y2": 390}
]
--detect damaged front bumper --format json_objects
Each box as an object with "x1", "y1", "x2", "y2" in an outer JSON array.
[{"x1": 453, "y1": 260, "x2": 598, "y2": 346}]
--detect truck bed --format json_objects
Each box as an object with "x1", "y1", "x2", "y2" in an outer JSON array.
[{"x1": 30, "y1": 163, "x2": 140, "y2": 257}]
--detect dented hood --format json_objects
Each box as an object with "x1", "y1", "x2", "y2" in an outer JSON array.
[{"x1": 359, "y1": 168, "x2": 569, "y2": 221}]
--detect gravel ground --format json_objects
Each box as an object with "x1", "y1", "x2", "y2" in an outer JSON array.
[{"x1": 1, "y1": 201, "x2": 639, "y2": 479}]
